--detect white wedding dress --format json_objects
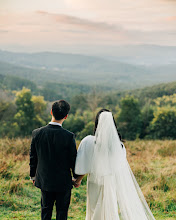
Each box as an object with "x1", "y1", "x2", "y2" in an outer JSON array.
[{"x1": 75, "y1": 112, "x2": 155, "y2": 220}]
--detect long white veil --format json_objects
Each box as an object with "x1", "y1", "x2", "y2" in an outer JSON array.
[{"x1": 90, "y1": 112, "x2": 155, "y2": 220}]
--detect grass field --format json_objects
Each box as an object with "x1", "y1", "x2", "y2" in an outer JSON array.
[{"x1": 0, "y1": 138, "x2": 176, "y2": 219}]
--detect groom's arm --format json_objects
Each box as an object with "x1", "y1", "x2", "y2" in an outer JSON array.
[
  {"x1": 29, "y1": 131, "x2": 38, "y2": 183},
  {"x1": 68, "y1": 134, "x2": 77, "y2": 179}
]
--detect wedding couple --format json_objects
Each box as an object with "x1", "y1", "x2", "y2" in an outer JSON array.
[{"x1": 30, "y1": 100, "x2": 155, "y2": 220}]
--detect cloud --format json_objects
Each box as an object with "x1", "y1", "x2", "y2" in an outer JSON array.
[
  {"x1": 0, "y1": 11, "x2": 128, "y2": 46},
  {"x1": 0, "y1": 30, "x2": 8, "y2": 33},
  {"x1": 0, "y1": 10, "x2": 125, "y2": 35},
  {"x1": 0, "y1": 9, "x2": 176, "y2": 51},
  {"x1": 65, "y1": 0, "x2": 176, "y2": 32},
  {"x1": 36, "y1": 11, "x2": 124, "y2": 33}
]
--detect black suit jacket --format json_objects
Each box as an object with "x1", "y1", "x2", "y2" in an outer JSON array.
[{"x1": 29, "y1": 124, "x2": 77, "y2": 192}]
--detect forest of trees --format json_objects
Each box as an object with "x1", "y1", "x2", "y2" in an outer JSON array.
[{"x1": 1, "y1": 85, "x2": 176, "y2": 140}]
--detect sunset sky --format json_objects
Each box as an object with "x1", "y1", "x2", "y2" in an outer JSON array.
[{"x1": 0, "y1": 0, "x2": 176, "y2": 53}]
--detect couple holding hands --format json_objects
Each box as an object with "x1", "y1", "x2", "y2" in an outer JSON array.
[{"x1": 30, "y1": 100, "x2": 155, "y2": 220}]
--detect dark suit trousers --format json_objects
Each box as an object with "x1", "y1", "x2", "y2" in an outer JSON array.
[{"x1": 41, "y1": 189, "x2": 71, "y2": 220}]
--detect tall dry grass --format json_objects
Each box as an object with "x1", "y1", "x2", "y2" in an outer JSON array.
[
  {"x1": 0, "y1": 138, "x2": 176, "y2": 219},
  {"x1": 125, "y1": 140, "x2": 176, "y2": 217}
]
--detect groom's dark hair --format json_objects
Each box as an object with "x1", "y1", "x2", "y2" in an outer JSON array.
[{"x1": 52, "y1": 100, "x2": 70, "y2": 120}]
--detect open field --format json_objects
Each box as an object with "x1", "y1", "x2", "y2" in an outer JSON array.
[{"x1": 0, "y1": 138, "x2": 176, "y2": 219}]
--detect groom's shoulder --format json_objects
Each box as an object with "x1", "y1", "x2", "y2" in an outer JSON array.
[
  {"x1": 61, "y1": 127, "x2": 75, "y2": 137},
  {"x1": 32, "y1": 125, "x2": 48, "y2": 138}
]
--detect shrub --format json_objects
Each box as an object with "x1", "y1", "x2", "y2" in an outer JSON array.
[
  {"x1": 117, "y1": 96, "x2": 142, "y2": 140},
  {"x1": 149, "y1": 107, "x2": 176, "y2": 139}
]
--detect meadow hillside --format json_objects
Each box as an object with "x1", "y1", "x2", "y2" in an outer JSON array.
[{"x1": 0, "y1": 138, "x2": 176, "y2": 219}]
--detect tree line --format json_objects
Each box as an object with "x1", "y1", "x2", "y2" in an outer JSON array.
[{"x1": 0, "y1": 87, "x2": 176, "y2": 140}]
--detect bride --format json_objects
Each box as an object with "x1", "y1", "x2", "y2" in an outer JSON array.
[{"x1": 74, "y1": 109, "x2": 156, "y2": 220}]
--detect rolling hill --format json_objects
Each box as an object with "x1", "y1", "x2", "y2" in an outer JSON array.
[{"x1": 0, "y1": 50, "x2": 176, "y2": 92}]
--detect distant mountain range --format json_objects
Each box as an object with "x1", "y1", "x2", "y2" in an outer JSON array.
[
  {"x1": 0, "y1": 48, "x2": 176, "y2": 91},
  {"x1": 100, "y1": 45, "x2": 176, "y2": 65}
]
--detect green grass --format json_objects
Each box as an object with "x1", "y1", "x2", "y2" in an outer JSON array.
[
  {"x1": 0, "y1": 181, "x2": 86, "y2": 220},
  {"x1": 0, "y1": 138, "x2": 176, "y2": 219}
]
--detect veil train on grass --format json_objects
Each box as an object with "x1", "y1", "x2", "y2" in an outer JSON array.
[{"x1": 90, "y1": 112, "x2": 155, "y2": 220}]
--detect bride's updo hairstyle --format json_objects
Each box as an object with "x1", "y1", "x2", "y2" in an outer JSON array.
[{"x1": 94, "y1": 109, "x2": 123, "y2": 142}]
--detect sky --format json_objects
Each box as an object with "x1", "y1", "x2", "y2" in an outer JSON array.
[{"x1": 0, "y1": 0, "x2": 176, "y2": 53}]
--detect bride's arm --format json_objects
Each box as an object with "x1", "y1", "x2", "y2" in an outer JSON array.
[
  {"x1": 73, "y1": 135, "x2": 94, "y2": 188},
  {"x1": 75, "y1": 136, "x2": 94, "y2": 175}
]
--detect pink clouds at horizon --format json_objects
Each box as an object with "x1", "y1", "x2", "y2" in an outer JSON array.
[
  {"x1": 0, "y1": 0, "x2": 176, "y2": 52},
  {"x1": 0, "y1": 11, "x2": 142, "y2": 46}
]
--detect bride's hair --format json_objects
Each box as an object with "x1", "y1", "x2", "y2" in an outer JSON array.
[{"x1": 94, "y1": 109, "x2": 123, "y2": 142}]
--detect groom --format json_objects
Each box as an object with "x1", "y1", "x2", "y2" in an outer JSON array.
[{"x1": 29, "y1": 100, "x2": 77, "y2": 220}]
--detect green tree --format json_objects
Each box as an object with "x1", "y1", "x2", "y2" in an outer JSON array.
[
  {"x1": 0, "y1": 101, "x2": 17, "y2": 137},
  {"x1": 32, "y1": 96, "x2": 46, "y2": 114},
  {"x1": 63, "y1": 114, "x2": 85, "y2": 138},
  {"x1": 140, "y1": 103, "x2": 154, "y2": 139},
  {"x1": 117, "y1": 96, "x2": 142, "y2": 140},
  {"x1": 14, "y1": 87, "x2": 35, "y2": 136},
  {"x1": 70, "y1": 94, "x2": 88, "y2": 114},
  {"x1": 32, "y1": 95, "x2": 47, "y2": 128},
  {"x1": 79, "y1": 121, "x2": 94, "y2": 140},
  {"x1": 149, "y1": 107, "x2": 176, "y2": 139}
]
